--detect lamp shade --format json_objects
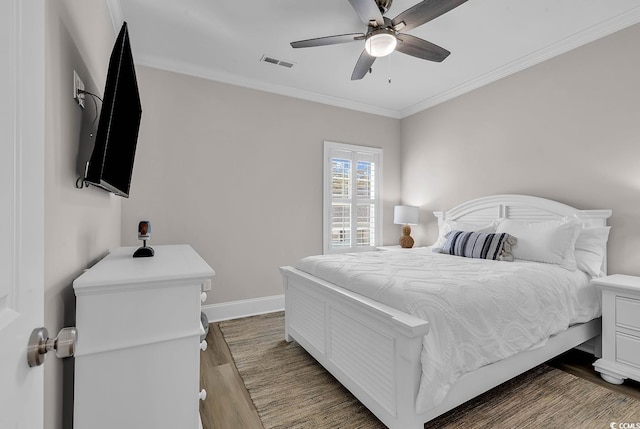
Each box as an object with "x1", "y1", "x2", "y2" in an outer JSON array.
[
  {"x1": 364, "y1": 30, "x2": 397, "y2": 57},
  {"x1": 393, "y1": 205, "x2": 419, "y2": 225}
]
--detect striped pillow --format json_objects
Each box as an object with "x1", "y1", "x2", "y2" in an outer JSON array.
[{"x1": 439, "y1": 230, "x2": 517, "y2": 261}]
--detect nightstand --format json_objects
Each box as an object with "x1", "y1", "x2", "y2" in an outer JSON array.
[{"x1": 592, "y1": 274, "x2": 640, "y2": 385}]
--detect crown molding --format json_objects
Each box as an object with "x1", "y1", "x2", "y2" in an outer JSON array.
[
  {"x1": 399, "y1": 6, "x2": 640, "y2": 118},
  {"x1": 106, "y1": 4, "x2": 640, "y2": 120},
  {"x1": 135, "y1": 53, "x2": 404, "y2": 119}
]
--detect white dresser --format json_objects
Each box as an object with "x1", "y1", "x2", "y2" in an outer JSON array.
[
  {"x1": 73, "y1": 245, "x2": 214, "y2": 429},
  {"x1": 592, "y1": 274, "x2": 640, "y2": 385}
]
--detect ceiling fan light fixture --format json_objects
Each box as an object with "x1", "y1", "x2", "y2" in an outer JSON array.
[{"x1": 364, "y1": 30, "x2": 397, "y2": 57}]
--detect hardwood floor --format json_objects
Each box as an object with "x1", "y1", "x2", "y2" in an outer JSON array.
[
  {"x1": 199, "y1": 320, "x2": 640, "y2": 429},
  {"x1": 548, "y1": 348, "x2": 640, "y2": 401},
  {"x1": 199, "y1": 324, "x2": 263, "y2": 429}
]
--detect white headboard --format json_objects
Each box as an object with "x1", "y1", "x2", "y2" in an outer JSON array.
[
  {"x1": 433, "y1": 194, "x2": 612, "y2": 274},
  {"x1": 433, "y1": 194, "x2": 611, "y2": 227}
]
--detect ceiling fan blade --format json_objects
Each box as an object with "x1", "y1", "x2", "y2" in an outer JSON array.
[
  {"x1": 351, "y1": 50, "x2": 376, "y2": 80},
  {"x1": 290, "y1": 33, "x2": 365, "y2": 48},
  {"x1": 396, "y1": 34, "x2": 450, "y2": 62},
  {"x1": 348, "y1": 0, "x2": 384, "y2": 27},
  {"x1": 392, "y1": 0, "x2": 468, "y2": 32}
]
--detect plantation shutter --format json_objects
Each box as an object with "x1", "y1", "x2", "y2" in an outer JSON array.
[{"x1": 324, "y1": 142, "x2": 382, "y2": 254}]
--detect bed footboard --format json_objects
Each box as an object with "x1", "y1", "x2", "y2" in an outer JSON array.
[
  {"x1": 281, "y1": 266, "x2": 602, "y2": 429},
  {"x1": 281, "y1": 266, "x2": 430, "y2": 429}
]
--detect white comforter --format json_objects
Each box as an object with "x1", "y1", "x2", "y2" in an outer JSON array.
[{"x1": 294, "y1": 247, "x2": 601, "y2": 413}]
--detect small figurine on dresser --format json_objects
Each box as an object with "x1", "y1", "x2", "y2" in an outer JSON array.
[{"x1": 133, "y1": 220, "x2": 154, "y2": 258}]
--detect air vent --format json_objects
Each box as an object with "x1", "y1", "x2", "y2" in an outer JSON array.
[{"x1": 260, "y1": 55, "x2": 295, "y2": 69}]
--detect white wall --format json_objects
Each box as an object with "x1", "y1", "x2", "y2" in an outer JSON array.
[
  {"x1": 44, "y1": 1, "x2": 118, "y2": 428},
  {"x1": 121, "y1": 66, "x2": 401, "y2": 304},
  {"x1": 401, "y1": 23, "x2": 640, "y2": 276}
]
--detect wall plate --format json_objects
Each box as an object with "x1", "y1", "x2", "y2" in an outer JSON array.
[{"x1": 73, "y1": 70, "x2": 85, "y2": 108}]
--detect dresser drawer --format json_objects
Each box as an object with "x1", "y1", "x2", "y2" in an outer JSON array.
[
  {"x1": 616, "y1": 332, "x2": 640, "y2": 369},
  {"x1": 616, "y1": 296, "x2": 640, "y2": 331}
]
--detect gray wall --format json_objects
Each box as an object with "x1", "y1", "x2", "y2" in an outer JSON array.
[
  {"x1": 44, "y1": 1, "x2": 119, "y2": 428},
  {"x1": 121, "y1": 66, "x2": 402, "y2": 303},
  {"x1": 401, "y1": 23, "x2": 640, "y2": 275},
  {"x1": 41, "y1": 4, "x2": 640, "y2": 426}
]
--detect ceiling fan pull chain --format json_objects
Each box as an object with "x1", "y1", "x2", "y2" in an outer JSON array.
[{"x1": 386, "y1": 55, "x2": 391, "y2": 84}]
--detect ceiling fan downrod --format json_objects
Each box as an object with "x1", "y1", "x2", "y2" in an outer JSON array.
[{"x1": 376, "y1": 0, "x2": 393, "y2": 14}]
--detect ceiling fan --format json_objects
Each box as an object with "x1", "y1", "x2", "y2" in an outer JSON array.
[{"x1": 290, "y1": 0, "x2": 468, "y2": 80}]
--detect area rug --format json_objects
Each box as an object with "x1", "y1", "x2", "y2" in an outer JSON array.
[{"x1": 219, "y1": 312, "x2": 640, "y2": 429}]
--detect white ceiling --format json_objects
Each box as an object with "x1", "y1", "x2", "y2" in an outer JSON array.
[{"x1": 106, "y1": 0, "x2": 640, "y2": 119}]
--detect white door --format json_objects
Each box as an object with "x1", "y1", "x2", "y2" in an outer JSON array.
[{"x1": 0, "y1": 1, "x2": 46, "y2": 428}]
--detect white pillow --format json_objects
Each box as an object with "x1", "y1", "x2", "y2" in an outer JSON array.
[
  {"x1": 574, "y1": 226, "x2": 610, "y2": 277},
  {"x1": 496, "y1": 217, "x2": 580, "y2": 270},
  {"x1": 433, "y1": 219, "x2": 499, "y2": 248}
]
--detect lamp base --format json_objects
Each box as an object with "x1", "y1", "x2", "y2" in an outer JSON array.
[{"x1": 399, "y1": 224, "x2": 414, "y2": 248}]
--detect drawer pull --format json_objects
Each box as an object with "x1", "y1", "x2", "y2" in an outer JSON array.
[
  {"x1": 200, "y1": 292, "x2": 207, "y2": 303},
  {"x1": 200, "y1": 340, "x2": 208, "y2": 351},
  {"x1": 199, "y1": 389, "x2": 207, "y2": 401}
]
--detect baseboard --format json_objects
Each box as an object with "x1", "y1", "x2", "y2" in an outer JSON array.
[{"x1": 202, "y1": 294, "x2": 284, "y2": 323}]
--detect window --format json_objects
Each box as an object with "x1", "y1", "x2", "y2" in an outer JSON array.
[{"x1": 324, "y1": 141, "x2": 382, "y2": 254}]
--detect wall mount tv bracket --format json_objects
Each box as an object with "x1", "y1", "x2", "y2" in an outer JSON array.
[{"x1": 75, "y1": 88, "x2": 103, "y2": 190}]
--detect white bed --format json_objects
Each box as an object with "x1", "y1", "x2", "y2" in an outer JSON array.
[{"x1": 280, "y1": 194, "x2": 611, "y2": 429}]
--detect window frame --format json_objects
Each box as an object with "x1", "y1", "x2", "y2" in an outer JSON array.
[{"x1": 323, "y1": 141, "x2": 383, "y2": 254}]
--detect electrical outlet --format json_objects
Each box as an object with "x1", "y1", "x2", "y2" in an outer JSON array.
[
  {"x1": 73, "y1": 70, "x2": 85, "y2": 108},
  {"x1": 202, "y1": 279, "x2": 212, "y2": 292}
]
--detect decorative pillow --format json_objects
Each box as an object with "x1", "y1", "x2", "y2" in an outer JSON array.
[
  {"x1": 496, "y1": 217, "x2": 580, "y2": 270},
  {"x1": 437, "y1": 230, "x2": 517, "y2": 261},
  {"x1": 432, "y1": 219, "x2": 499, "y2": 248},
  {"x1": 574, "y1": 226, "x2": 610, "y2": 277}
]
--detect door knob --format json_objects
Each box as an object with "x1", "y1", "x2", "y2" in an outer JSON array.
[{"x1": 27, "y1": 327, "x2": 77, "y2": 367}]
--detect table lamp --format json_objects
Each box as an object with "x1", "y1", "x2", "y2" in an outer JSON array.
[{"x1": 394, "y1": 205, "x2": 419, "y2": 248}]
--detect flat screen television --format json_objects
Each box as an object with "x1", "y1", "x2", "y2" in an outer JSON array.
[{"x1": 84, "y1": 22, "x2": 141, "y2": 198}]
